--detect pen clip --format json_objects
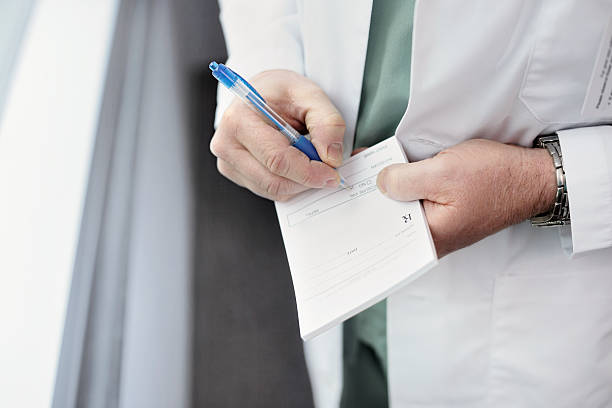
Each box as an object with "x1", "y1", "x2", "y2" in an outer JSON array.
[{"x1": 224, "y1": 65, "x2": 266, "y2": 102}]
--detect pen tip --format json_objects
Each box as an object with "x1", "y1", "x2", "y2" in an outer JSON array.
[
  {"x1": 209, "y1": 61, "x2": 219, "y2": 71},
  {"x1": 339, "y1": 177, "x2": 351, "y2": 190}
]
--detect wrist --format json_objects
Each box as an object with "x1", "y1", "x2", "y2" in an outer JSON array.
[{"x1": 521, "y1": 146, "x2": 557, "y2": 218}]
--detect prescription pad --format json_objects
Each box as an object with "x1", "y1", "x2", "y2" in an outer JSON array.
[{"x1": 275, "y1": 136, "x2": 438, "y2": 340}]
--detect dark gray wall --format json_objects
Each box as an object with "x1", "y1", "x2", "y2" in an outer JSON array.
[{"x1": 170, "y1": 1, "x2": 315, "y2": 407}]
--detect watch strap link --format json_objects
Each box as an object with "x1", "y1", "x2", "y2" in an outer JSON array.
[{"x1": 530, "y1": 134, "x2": 571, "y2": 227}]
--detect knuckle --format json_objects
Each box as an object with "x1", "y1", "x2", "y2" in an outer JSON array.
[
  {"x1": 209, "y1": 134, "x2": 226, "y2": 158},
  {"x1": 263, "y1": 175, "x2": 294, "y2": 199},
  {"x1": 264, "y1": 178, "x2": 284, "y2": 198},
  {"x1": 328, "y1": 111, "x2": 346, "y2": 131},
  {"x1": 265, "y1": 150, "x2": 291, "y2": 176},
  {"x1": 210, "y1": 112, "x2": 242, "y2": 159},
  {"x1": 299, "y1": 168, "x2": 317, "y2": 186}
]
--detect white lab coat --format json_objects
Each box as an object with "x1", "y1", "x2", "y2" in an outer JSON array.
[{"x1": 216, "y1": 1, "x2": 612, "y2": 407}]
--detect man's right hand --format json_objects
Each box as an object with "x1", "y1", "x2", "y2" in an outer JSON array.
[{"x1": 210, "y1": 69, "x2": 346, "y2": 201}]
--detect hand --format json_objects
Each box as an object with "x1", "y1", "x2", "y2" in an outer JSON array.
[
  {"x1": 210, "y1": 70, "x2": 345, "y2": 201},
  {"x1": 376, "y1": 139, "x2": 557, "y2": 258}
]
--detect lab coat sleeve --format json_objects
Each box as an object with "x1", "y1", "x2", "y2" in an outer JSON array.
[
  {"x1": 215, "y1": 0, "x2": 304, "y2": 127},
  {"x1": 557, "y1": 126, "x2": 612, "y2": 254}
]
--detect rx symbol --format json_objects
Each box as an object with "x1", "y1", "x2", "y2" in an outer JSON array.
[{"x1": 402, "y1": 214, "x2": 412, "y2": 223}]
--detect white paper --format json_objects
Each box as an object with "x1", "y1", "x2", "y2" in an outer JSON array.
[{"x1": 275, "y1": 136, "x2": 438, "y2": 340}]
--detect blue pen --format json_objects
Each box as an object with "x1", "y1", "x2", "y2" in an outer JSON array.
[{"x1": 209, "y1": 61, "x2": 347, "y2": 188}]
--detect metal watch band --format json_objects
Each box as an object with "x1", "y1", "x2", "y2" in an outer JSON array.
[{"x1": 530, "y1": 134, "x2": 571, "y2": 227}]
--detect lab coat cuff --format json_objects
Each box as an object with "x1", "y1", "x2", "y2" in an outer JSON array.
[{"x1": 557, "y1": 126, "x2": 612, "y2": 255}]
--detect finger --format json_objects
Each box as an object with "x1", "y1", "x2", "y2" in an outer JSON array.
[
  {"x1": 290, "y1": 86, "x2": 346, "y2": 168},
  {"x1": 234, "y1": 122, "x2": 341, "y2": 189},
  {"x1": 228, "y1": 149, "x2": 312, "y2": 197},
  {"x1": 422, "y1": 200, "x2": 461, "y2": 259},
  {"x1": 376, "y1": 160, "x2": 439, "y2": 202},
  {"x1": 218, "y1": 159, "x2": 295, "y2": 201},
  {"x1": 217, "y1": 158, "x2": 246, "y2": 188},
  {"x1": 217, "y1": 148, "x2": 310, "y2": 200},
  {"x1": 351, "y1": 147, "x2": 367, "y2": 157}
]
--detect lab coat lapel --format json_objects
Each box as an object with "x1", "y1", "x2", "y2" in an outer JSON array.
[{"x1": 301, "y1": 0, "x2": 373, "y2": 158}]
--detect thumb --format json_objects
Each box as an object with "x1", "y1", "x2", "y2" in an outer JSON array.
[
  {"x1": 376, "y1": 160, "x2": 438, "y2": 202},
  {"x1": 298, "y1": 88, "x2": 346, "y2": 168}
]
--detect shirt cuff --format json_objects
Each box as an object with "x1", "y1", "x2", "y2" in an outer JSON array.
[{"x1": 557, "y1": 126, "x2": 612, "y2": 255}]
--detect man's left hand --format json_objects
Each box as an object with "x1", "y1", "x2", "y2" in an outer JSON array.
[{"x1": 376, "y1": 139, "x2": 557, "y2": 258}]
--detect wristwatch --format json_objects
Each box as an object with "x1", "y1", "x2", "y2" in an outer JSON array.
[{"x1": 530, "y1": 134, "x2": 570, "y2": 227}]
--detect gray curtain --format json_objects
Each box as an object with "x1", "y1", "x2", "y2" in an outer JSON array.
[{"x1": 53, "y1": 1, "x2": 193, "y2": 407}]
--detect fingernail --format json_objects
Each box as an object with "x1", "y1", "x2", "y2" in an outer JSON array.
[
  {"x1": 325, "y1": 177, "x2": 339, "y2": 188},
  {"x1": 378, "y1": 183, "x2": 387, "y2": 195},
  {"x1": 377, "y1": 172, "x2": 387, "y2": 195},
  {"x1": 327, "y1": 143, "x2": 343, "y2": 163}
]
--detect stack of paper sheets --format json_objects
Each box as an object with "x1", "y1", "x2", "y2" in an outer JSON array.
[{"x1": 275, "y1": 136, "x2": 438, "y2": 340}]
